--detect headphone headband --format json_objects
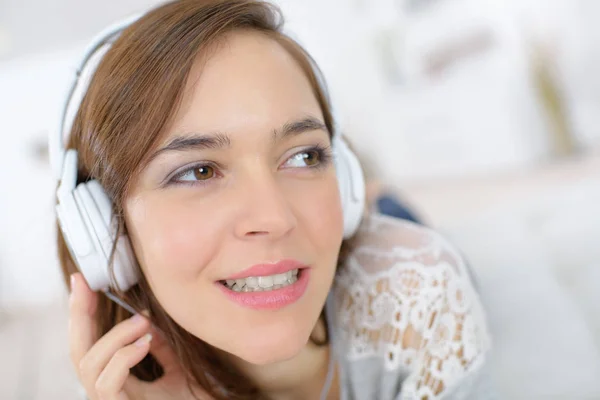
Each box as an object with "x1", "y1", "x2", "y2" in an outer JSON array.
[{"x1": 50, "y1": 13, "x2": 145, "y2": 181}]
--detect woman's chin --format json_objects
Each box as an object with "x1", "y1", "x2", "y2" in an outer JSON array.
[{"x1": 224, "y1": 328, "x2": 310, "y2": 366}]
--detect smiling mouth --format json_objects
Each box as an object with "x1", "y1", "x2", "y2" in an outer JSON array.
[{"x1": 219, "y1": 268, "x2": 302, "y2": 292}]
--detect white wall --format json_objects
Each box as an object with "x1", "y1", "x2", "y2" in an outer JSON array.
[
  {"x1": 0, "y1": 0, "x2": 164, "y2": 60},
  {"x1": 0, "y1": 47, "x2": 84, "y2": 308}
]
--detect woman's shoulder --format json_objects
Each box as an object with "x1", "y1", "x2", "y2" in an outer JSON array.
[
  {"x1": 339, "y1": 211, "x2": 473, "y2": 280},
  {"x1": 330, "y1": 212, "x2": 492, "y2": 399}
]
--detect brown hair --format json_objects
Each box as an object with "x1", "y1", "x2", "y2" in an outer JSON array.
[{"x1": 56, "y1": 1, "x2": 348, "y2": 398}]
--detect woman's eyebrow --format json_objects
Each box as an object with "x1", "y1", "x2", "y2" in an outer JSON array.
[
  {"x1": 147, "y1": 132, "x2": 231, "y2": 163},
  {"x1": 148, "y1": 116, "x2": 328, "y2": 162},
  {"x1": 273, "y1": 116, "x2": 328, "y2": 142}
]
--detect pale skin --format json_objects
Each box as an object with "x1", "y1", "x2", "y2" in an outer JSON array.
[{"x1": 69, "y1": 31, "x2": 343, "y2": 399}]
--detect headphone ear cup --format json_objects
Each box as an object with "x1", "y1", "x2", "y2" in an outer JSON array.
[
  {"x1": 56, "y1": 150, "x2": 108, "y2": 291},
  {"x1": 333, "y1": 136, "x2": 366, "y2": 238},
  {"x1": 81, "y1": 180, "x2": 139, "y2": 292},
  {"x1": 71, "y1": 180, "x2": 138, "y2": 292},
  {"x1": 70, "y1": 182, "x2": 111, "y2": 291}
]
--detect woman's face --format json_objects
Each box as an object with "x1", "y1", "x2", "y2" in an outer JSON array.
[{"x1": 125, "y1": 31, "x2": 344, "y2": 365}]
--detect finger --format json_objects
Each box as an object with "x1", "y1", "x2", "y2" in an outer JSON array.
[
  {"x1": 79, "y1": 313, "x2": 151, "y2": 388},
  {"x1": 94, "y1": 334, "x2": 153, "y2": 400},
  {"x1": 69, "y1": 272, "x2": 100, "y2": 377}
]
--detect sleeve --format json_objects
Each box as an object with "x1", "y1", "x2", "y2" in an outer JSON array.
[
  {"x1": 332, "y1": 213, "x2": 496, "y2": 400},
  {"x1": 394, "y1": 230, "x2": 495, "y2": 400}
]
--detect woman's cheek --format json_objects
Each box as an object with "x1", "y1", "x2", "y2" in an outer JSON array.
[
  {"x1": 152, "y1": 212, "x2": 217, "y2": 276},
  {"x1": 129, "y1": 197, "x2": 222, "y2": 283},
  {"x1": 300, "y1": 176, "x2": 344, "y2": 241}
]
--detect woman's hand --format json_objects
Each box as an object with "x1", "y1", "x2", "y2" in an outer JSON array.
[{"x1": 68, "y1": 272, "x2": 205, "y2": 400}]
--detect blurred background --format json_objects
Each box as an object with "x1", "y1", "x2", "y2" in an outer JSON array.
[{"x1": 1, "y1": 0, "x2": 600, "y2": 398}]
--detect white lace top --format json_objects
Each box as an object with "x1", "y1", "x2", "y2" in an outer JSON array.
[{"x1": 327, "y1": 212, "x2": 495, "y2": 400}]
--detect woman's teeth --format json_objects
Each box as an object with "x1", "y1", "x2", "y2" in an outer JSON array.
[{"x1": 223, "y1": 269, "x2": 299, "y2": 292}]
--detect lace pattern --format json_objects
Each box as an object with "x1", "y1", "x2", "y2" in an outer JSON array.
[{"x1": 333, "y1": 213, "x2": 491, "y2": 399}]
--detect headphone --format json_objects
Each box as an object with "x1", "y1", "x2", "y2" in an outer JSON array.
[{"x1": 50, "y1": 13, "x2": 366, "y2": 295}]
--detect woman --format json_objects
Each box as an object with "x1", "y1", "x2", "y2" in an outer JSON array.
[{"x1": 54, "y1": 1, "x2": 493, "y2": 399}]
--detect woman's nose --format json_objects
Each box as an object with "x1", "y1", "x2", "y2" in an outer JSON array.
[{"x1": 232, "y1": 170, "x2": 297, "y2": 240}]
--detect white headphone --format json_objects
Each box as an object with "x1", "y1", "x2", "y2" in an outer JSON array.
[{"x1": 50, "y1": 13, "x2": 366, "y2": 294}]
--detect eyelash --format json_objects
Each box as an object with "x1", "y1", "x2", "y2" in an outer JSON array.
[{"x1": 166, "y1": 144, "x2": 333, "y2": 187}]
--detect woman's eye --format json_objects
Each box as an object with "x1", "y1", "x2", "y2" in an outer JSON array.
[
  {"x1": 167, "y1": 146, "x2": 330, "y2": 186},
  {"x1": 284, "y1": 149, "x2": 321, "y2": 168},
  {"x1": 176, "y1": 165, "x2": 215, "y2": 182}
]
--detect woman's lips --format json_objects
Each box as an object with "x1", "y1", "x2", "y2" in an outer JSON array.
[
  {"x1": 216, "y1": 268, "x2": 310, "y2": 310},
  {"x1": 222, "y1": 259, "x2": 306, "y2": 280}
]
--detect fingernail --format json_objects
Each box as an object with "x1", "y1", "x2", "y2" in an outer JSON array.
[
  {"x1": 135, "y1": 333, "x2": 152, "y2": 347},
  {"x1": 130, "y1": 313, "x2": 146, "y2": 324}
]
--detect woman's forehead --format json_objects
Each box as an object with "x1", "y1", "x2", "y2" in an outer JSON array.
[{"x1": 163, "y1": 31, "x2": 323, "y2": 144}]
